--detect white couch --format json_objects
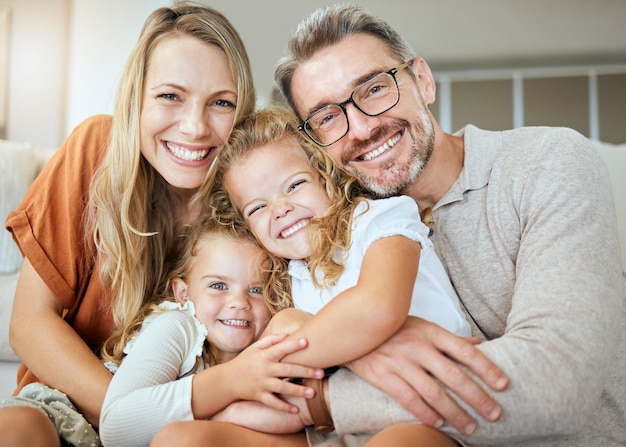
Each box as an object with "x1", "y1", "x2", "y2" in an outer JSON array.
[
  {"x1": 0, "y1": 141, "x2": 55, "y2": 396},
  {"x1": 1, "y1": 138, "x2": 625, "y2": 398}
]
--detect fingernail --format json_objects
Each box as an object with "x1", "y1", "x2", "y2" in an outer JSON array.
[
  {"x1": 489, "y1": 406, "x2": 501, "y2": 421},
  {"x1": 463, "y1": 422, "x2": 476, "y2": 435},
  {"x1": 433, "y1": 418, "x2": 444, "y2": 428},
  {"x1": 495, "y1": 376, "x2": 508, "y2": 389}
]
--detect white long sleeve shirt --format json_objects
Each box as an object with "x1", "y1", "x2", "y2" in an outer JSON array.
[{"x1": 99, "y1": 302, "x2": 208, "y2": 447}]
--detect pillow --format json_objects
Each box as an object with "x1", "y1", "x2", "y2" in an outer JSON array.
[
  {"x1": 0, "y1": 272, "x2": 19, "y2": 361},
  {"x1": 0, "y1": 140, "x2": 37, "y2": 273}
]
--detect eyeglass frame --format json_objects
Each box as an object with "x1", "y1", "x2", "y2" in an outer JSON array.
[{"x1": 297, "y1": 60, "x2": 414, "y2": 147}]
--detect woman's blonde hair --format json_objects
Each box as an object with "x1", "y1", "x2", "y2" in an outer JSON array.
[
  {"x1": 203, "y1": 106, "x2": 372, "y2": 289},
  {"x1": 95, "y1": 2, "x2": 255, "y2": 362}
]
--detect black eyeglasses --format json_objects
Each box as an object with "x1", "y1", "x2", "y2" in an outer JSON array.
[{"x1": 298, "y1": 60, "x2": 413, "y2": 147}]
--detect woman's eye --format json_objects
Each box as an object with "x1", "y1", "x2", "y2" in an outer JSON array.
[
  {"x1": 210, "y1": 282, "x2": 227, "y2": 290},
  {"x1": 158, "y1": 93, "x2": 178, "y2": 101},
  {"x1": 214, "y1": 99, "x2": 236, "y2": 109}
]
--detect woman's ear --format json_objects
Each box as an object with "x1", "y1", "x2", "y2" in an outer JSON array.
[
  {"x1": 411, "y1": 58, "x2": 437, "y2": 106},
  {"x1": 172, "y1": 278, "x2": 190, "y2": 304}
]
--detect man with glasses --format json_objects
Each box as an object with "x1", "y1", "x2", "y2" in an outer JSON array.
[{"x1": 275, "y1": 4, "x2": 624, "y2": 447}]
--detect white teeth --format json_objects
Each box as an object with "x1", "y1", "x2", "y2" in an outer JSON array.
[
  {"x1": 166, "y1": 142, "x2": 209, "y2": 161},
  {"x1": 362, "y1": 133, "x2": 401, "y2": 161},
  {"x1": 221, "y1": 319, "x2": 250, "y2": 327},
  {"x1": 281, "y1": 220, "x2": 309, "y2": 238}
]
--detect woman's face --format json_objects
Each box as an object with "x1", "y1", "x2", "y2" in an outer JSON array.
[{"x1": 140, "y1": 35, "x2": 237, "y2": 192}]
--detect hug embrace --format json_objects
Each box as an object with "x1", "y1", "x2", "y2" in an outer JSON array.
[{"x1": 1, "y1": 2, "x2": 624, "y2": 447}]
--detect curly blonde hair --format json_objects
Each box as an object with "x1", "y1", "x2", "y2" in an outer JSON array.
[
  {"x1": 202, "y1": 106, "x2": 373, "y2": 289},
  {"x1": 96, "y1": 2, "x2": 256, "y2": 363}
]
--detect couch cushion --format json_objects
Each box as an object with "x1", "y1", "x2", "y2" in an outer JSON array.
[{"x1": 0, "y1": 140, "x2": 38, "y2": 273}]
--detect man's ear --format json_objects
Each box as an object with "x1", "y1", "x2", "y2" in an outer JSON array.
[
  {"x1": 172, "y1": 278, "x2": 190, "y2": 304},
  {"x1": 411, "y1": 58, "x2": 437, "y2": 106}
]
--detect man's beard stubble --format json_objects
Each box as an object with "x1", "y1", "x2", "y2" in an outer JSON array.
[{"x1": 346, "y1": 112, "x2": 435, "y2": 198}]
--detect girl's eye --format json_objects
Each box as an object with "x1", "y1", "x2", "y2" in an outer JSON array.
[
  {"x1": 210, "y1": 282, "x2": 227, "y2": 290},
  {"x1": 288, "y1": 180, "x2": 306, "y2": 192},
  {"x1": 247, "y1": 204, "x2": 266, "y2": 217},
  {"x1": 249, "y1": 287, "x2": 263, "y2": 295}
]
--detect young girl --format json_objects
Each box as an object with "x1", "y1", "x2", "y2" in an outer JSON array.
[
  {"x1": 174, "y1": 106, "x2": 469, "y2": 446},
  {"x1": 99, "y1": 215, "x2": 322, "y2": 447}
]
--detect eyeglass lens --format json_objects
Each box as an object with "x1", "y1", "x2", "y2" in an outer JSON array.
[{"x1": 304, "y1": 71, "x2": 400, "y2": 146}]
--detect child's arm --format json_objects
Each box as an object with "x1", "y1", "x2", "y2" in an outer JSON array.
[
  {"x1": 189, "y1": 333, "x2": 322, "y2": 418},
  {"x1": 281, "y1": 234, "x2": 420, "y2": 368},
  {"x1": 99, "y1": 310, "x2": 321, "y2": 447}
]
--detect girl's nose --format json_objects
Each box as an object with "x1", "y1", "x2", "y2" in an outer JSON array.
[
  {"x1": 228, "y1": 291, "x2": 251, "y2": 310},
  {"x1": 272, "y1": 197, "x2": 293, "y2": 220}
]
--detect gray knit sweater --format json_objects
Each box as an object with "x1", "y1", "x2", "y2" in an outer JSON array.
[{"x1": 325, "y1": 125, "x2": 626, "y2": 446}]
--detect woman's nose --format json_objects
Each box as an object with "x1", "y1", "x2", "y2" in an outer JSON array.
[{"x1": 179, "y1": 103, "x2": 210, "y2": 139}]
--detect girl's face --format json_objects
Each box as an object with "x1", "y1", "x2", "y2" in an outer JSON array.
[
  {"x1": 224, "y1": 137, "x2": 332, "y2": 260},
  {"x1": 140, "y1": 35, "x2": 237, "y2": 194},
  {"x1": 172, "y1": 236, "x2": 270, "y2": 364}
]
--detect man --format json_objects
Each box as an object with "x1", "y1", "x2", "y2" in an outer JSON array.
[{"x1": 275, "y1": 5, "x2": 625, "y2": 446}]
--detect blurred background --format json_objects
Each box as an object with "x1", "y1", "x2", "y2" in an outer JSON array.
[{"x1": 1, "y1": 0, "x2": 625, "y2": 149}]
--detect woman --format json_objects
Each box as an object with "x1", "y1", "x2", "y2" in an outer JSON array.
[{"x1": 0, "y1": 3, "x2": 256, "y2": 446}]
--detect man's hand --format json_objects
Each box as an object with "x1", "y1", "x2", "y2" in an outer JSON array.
[{"x1": 347, "y1": 317, "x2": 508, "y2": 435}]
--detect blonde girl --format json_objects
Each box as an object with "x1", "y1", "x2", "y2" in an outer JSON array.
[{"x1": 99, "y1": 215, "x2": 321, "y2": 447}]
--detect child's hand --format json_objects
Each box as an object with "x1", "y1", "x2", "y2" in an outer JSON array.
[{"x1": 228, "y1": 334, "x2": 324, "y2": 413}]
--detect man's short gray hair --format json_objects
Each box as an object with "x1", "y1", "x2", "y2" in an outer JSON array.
[{"x1": 274, "y1": 4, "x2": 416, "y2": 117}]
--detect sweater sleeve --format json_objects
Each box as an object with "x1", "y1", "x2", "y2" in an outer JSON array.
[{"x1": 99, "y1": 310, "x2": 203, "y2": 447}]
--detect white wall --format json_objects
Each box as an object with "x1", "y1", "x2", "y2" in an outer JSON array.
[
  {"x1": 3, "y1": 0, "x2": 626, "y2": 149},
  {"x1": 66, "y1": 0, "x2": 167, "y2": 136},
  {"x1": 2, "y1": 0, "x2": 68, "y2": 148}
]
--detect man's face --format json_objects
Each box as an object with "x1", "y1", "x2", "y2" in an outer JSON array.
[{"x1": 291, "y1": 33, "x2": 435, "y2": 198}]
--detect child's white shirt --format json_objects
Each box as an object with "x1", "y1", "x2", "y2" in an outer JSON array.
[{"x1": 289, "y1": 196, "x2": 471, "y2": 337}]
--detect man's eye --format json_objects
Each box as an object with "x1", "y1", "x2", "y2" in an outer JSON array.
[
  {"x1": 368, "y1": 84, "x2": 383, "y2": 96},
  {"x1": 316, "y1": 111, "x2": 338, "y2": 128}
]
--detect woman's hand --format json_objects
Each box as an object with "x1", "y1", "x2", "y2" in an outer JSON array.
[{"x1": 347, "y1": 317, "x2": 509, "y2": 435}]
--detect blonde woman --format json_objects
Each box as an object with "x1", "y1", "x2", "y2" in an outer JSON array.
[{"x1": 0, "y1": 3, "x2": 260, "y2": 446}]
